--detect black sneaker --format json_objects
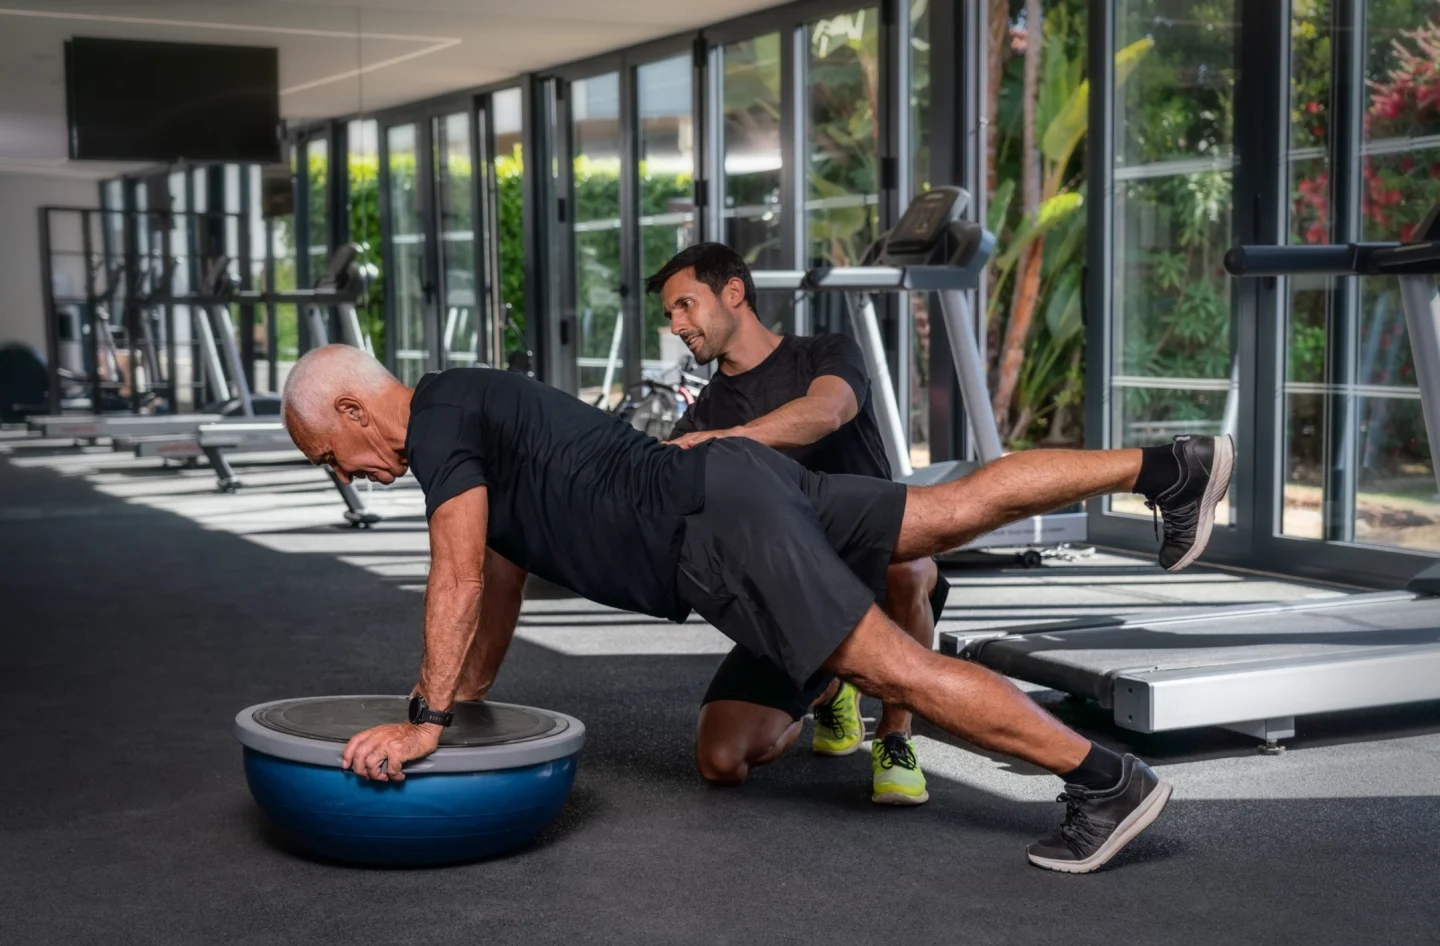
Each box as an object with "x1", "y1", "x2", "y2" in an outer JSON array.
[
  {"x1": 1146, "y1": 434, "x2": 1235, "y2": 572},
  {"x1": 1027, "y1": 754, "x2": 1172, "y2": 874}
]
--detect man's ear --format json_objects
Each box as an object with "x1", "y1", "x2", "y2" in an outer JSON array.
[
  {"x1": 724, "y1": 276, "x2": 747, "y2": 309},
  {"x1": 335, "y1": 395, "x2": 369, "y2": 426}
]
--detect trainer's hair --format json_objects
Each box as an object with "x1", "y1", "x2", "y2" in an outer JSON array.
[
  {"x1": 644, "y1": 242, "x2": 757, "y2": 313},
  {"x1": 281, "y1": 344, "x2": 397, "y2": 434}
]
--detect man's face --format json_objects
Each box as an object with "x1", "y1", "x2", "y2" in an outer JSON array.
[
  {"x1": 661, "y1": 269, "x2": 742, "y2": 365},
  {"x1": 294, "y1": 403, "x2": 409, "y2": 486}
]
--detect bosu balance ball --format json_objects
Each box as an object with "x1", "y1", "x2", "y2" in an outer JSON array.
[{"x1": 234, "y1": 696, "x2": 584, "y2": 866}]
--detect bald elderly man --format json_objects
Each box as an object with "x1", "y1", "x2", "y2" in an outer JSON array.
[{"x1": 281, "y1": 344, "x2": 1233, "y2": 873}]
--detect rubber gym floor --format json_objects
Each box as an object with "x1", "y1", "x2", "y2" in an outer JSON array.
[{"x1": 3, "y1": 438, "x2": 1439, "y2": 945}]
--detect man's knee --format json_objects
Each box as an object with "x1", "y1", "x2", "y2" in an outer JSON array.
[
  {"x1": 886, "y1": 558, "x2": 936, "y2": 605},
  {"x1": 826, "y1": 606, "x2": 933, "y2": 705},
  {"x1": 695, "y1": 738, "x2": 751, "y2": 786}
]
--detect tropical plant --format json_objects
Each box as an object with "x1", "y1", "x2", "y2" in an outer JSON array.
[{"x1": 985, "y1": 1, "x2": 1152, "y2": 445}]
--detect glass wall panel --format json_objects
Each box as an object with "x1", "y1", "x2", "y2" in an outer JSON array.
[
  {"x1": 909, "y1": 0, "x2": 932, "y2": 468},
  {"x1": 435, "y1": 111, "x2": 478, "y2": 368},
  {"x1": 985, "y1": 1, "x2": 1088, "y2": 452},
  {"x1": 492, "y1": 88, "x2": 527, "y2": 363},
  {"x1": 720, "y1": 34, "x2": 784, "y2": 327},
  {"x1": 347, "y1": 119, "x2": 383, "y2": 358},
  {"x1": 1283, "y1": 1, "x2": 1332, "y2": 538},
  {"x1": 306, "y1": 137, "x2": 329, "y2": 287},
  {"x1": 637, "y1": 54, "x2": 696, "y2": 373},
  {"x1": 571, "y1": 72, "x2": 624, "y2": 407},
  {"x1": 806, "y1": 8, "x2": 881, "y2": 287},
  {"x1": 1108, "y1": 0, "x2": 1236, "y2": 522},
  {"x1": 269, "y1": 152, "x2": 299, "y2": 393},
  {"x1": 387, "y1": 122, "x2": 428, "y2": 384},
  {"x1": 1353, "y1": 1, "x2": 1440, "y2": 549}
]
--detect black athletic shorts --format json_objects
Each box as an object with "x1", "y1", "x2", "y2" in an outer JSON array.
[
  {"x1": 702, "y1": 573, "x2": 952, "y2": 720},
  {"x1": 677, "y1": 437, "x2": 909, "y2": 691}
]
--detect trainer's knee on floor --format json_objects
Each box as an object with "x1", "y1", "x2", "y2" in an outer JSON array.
[{"x1": 695, "y1": 741, "x2": 751, "y2": 786}]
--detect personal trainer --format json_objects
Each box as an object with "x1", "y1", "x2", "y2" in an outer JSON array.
[
  {"x1": 657, "y1": 242, "x2": 945, "y2": 805},
  {"x1": 281, "y1": 342, "x2": 1232, "y2": 873}
]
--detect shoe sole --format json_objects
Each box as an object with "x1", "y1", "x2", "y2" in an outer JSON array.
[
  {"x1": 872, "y1": 788, "x2": 929, "y2": 806},
  {"x1": 1027, "y1": 779, "x2": 1173, "y2": 874},
  {"x1": 1166, "y1": 435, "x2": 1235, "y2": 572}
]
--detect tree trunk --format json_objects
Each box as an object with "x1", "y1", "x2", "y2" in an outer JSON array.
[
  {"x1": 991, "y1": 0, "x2": 1044, "y2": 431},
  {"x1": 986, "y1": 0, "x2": 1011, "y2": 200},
  {"x1": 1043, "y1": 347, "x2": 1084, "y2": 444},
  {"x1": 993, "y1": 236, "x2": 1044, "y2": 426}
]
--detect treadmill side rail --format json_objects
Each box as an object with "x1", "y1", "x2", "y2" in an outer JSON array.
[{"x1": 1112, "y1": 643, "x2": 1440, "y2": 733}]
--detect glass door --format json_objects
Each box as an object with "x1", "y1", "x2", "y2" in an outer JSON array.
[
  {"x1": 637, "y1": 54, "x2": 697, "y2": 378},
  {"x1": 385, "y1": 121, "x2": 430, "y2": 384},
  {"x1": 570, "y1": 71, "x2": 626, "y2": 408},
  {"x1": 303, "y1": 135, "x2": 330, "y2": 288},
  {"x1": 434, "y1": 110, "x2": 481, "y2": 368},
  {"x1": 489, "y1": 87, "x2": 530, "y2": 371}
]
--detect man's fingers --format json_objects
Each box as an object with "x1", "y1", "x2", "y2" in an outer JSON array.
[
  {"x1": 350, "y1": 733, "x2": 383, "y2": 779},
  {"x1": 387, "y1": 743, "x2": 406, "y2": 781},
  {"x1": 342, "y1": 732, "x2": 373, "y2": 772}
]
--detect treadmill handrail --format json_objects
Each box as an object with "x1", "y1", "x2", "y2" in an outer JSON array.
[
  {"x1": 751, "y1": 264, "x2": 985, "y2": 292},
  {"x1": 749, "y1": 270, "x2": 807, "y2": 291},
  {"x1": 803, "y1": 266, "x2": 906, "y2": 290},
  {"x1": 1226, "y1": 240, "x2": 1440, "y2": 277}
]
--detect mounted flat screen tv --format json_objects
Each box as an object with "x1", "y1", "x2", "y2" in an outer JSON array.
[{"x1": 65, "y1": 37, "x2": 281, "y2": 163}]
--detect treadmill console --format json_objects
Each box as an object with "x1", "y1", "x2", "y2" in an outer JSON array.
[{"x1": 886, "y1": 187, "x2": 969, "y2": 257}]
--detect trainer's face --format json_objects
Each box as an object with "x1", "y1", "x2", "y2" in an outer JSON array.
[
  {"x1": 662, "y1": 269, "x2": 743, "y2": 365},
  {"x1": 294, "y1": 398, "x2": 408, "y2": 486}
]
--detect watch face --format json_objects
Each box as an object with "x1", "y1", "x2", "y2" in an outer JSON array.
[{"x1": 408, "y1": 694, "x2": 423, "y2": 724}]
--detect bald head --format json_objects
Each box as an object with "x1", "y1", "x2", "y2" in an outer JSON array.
[
  {"x1": 282, "y1": 344, "x2": 412, "y2": 485},
  {"x1": 282, "y1": 344, "x2": 397, "y2": 435}
]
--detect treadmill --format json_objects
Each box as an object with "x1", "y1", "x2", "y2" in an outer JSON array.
[
  {"x1": 938, "y1": 200, "x2": 1440, "y2": 751},
  {"x1": 117, "y1": 246, "x2": 381, "y2": 527},
  {"x1": 752, "y1": 186, "x2": 1087, "y2": 558}
]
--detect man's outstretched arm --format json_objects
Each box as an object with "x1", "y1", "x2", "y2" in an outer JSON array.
[
  {"x1": 342, "y1": 485, "x2": 490, "y2": 781},
  {"x1": 455, "y1": 550, "x2": 527, "y2": 702},
  {"x1": 671, "y1": 375, "x2": 858, "y2": 450},
  {"x1": 416, "y1": 485, "x2": 491, "y2": 707}
]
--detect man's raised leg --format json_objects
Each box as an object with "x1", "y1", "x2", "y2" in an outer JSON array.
[
  {"x1": 823, "y1": 604, "x2": 1172, "y2": 873},
  {"x1": 893, "y1": 437, "x2": 1233, "y2": 570}
]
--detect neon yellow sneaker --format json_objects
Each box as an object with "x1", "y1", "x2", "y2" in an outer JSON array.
[
  {"x1": 811, "y1": 682, "x2": 864, "y2": 755},
  {"x1": 871, "y1": 731, "x2": 929, "y2": 805}
]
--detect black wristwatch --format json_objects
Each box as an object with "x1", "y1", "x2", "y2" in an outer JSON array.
[{"x1": 408, "y1": 693, "x2": 454, "y2": 728}]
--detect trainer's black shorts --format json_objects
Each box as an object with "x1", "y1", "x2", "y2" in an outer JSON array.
[
  {"x1": 701, "y1": 571, "x2": 952, "y2": 720},
  {"x1": 677, "y1": 437, "x2": 909, "y2": 690}
]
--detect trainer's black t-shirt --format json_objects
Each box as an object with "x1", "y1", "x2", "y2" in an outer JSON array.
[
  {"x1": 405, "y1": 369, "x2": 706, "y2": 620},
  {"x1": 670, "y1": 333, "x2": 892, "y2": 479}
]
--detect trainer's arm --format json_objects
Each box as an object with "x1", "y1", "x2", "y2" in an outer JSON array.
[
  {"x1": 728, "y1": 375, "x2": 858, "y2": 449},
  {"x1": 672, "y1": 375, "x2": 857, "y2": 451},
  {"x1": 416, "y1": 485, "x2": 491, "y2": 709}
]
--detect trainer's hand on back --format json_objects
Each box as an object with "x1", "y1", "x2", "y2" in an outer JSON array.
[
  {"x1": 341, "y1": 722, "x2": 441, "y2": 781},
  {"x1": 668, "y1": 428, "x2": 737, "y2": 450}
]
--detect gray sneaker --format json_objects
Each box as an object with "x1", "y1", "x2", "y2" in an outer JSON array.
[
  {"x1": 1145, "y1": 435, "x2": 1235, "y2": 572},
  {"x1": 1027, "y1": 754, "x2": 1172, "y2": 874}
]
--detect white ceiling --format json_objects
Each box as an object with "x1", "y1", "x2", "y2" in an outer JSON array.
[{"x1": 0, "y1": 0, "x2": 778, "y2": 177}]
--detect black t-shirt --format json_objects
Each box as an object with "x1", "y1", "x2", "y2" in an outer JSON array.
[
  {"x1": 405, "y1": 368, "x2": 706, "y2": 620},
  {"x1": 670, "y1": 333, "x2": 892, "y2": 479}
]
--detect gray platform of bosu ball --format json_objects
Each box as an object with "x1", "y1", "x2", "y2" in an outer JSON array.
[
  {"x1": 234, "y1": 697, "x2": 586, "y2": 773},
  {"x1": 940, "y1": 591, "x2": 1440, "y2": 745}
]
